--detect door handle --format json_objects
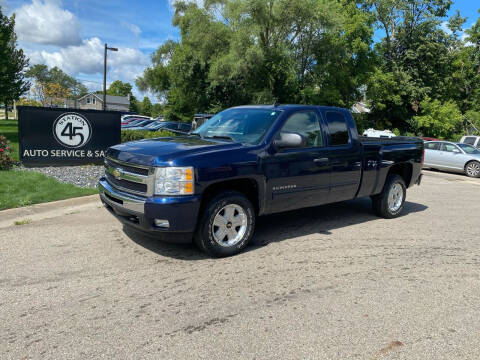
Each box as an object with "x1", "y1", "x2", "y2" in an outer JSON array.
[{"x1": 314, "y1": 157, "x2": 329, "y2": 164}]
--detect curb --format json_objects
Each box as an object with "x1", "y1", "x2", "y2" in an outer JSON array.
[{"x1": 0, "y1": 194, "x2": 101, "y2": 228}]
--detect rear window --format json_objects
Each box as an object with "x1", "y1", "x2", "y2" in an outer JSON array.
[
  {"x1": 463, "y1": 137, "x2": 476, "y2": 145},
  {"x1": 425, "y1": 142, "x2": 439, "y2": 150},
  {"x1": 325, "y1": 111, "x2": 350, "y2": 146}
]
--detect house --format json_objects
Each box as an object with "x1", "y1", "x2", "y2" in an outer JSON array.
[
  {"x1": 77, "y1": 93, "x2": 130, "y2": 112},
  {"x1": 351, "y1": 101, "x2": 371, "y2": 114}
]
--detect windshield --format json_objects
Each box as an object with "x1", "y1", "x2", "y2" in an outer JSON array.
[
  {"x1": 458, "y1": 143, "x2": 480, "y2": 154},
  {"x1": 192, "y1": 108, "x2": 282, "y2": 144}
]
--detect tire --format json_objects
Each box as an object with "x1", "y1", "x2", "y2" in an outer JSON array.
[
  {"x1": 194, "y1": 191, "x2": 256, "y2": 257},
  {"x1": 371, "y1": 174, "x2": 407, "y2": 219},
  {"x1": 465, "y1": 161, "x2": 480, "y2": 178}
]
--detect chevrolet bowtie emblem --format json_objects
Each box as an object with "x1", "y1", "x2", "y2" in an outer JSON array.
[{"x1": 112, "y1": 168, "x2": 122, "y2": 180}]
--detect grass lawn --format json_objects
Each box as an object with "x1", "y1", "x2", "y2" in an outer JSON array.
[
  {"x1": 0, "y1": 119, "x2": 19, "y2": 161},
  {"x1": 0, "y1": 170, "x2": 97, "y2": 210}
]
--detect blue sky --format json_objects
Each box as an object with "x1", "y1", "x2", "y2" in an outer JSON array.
[{"x1": 2, "y1": 0, "x2": 479, "y2": 101}]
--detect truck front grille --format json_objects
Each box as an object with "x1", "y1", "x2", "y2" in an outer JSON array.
[
  {"x1": 104, "y1": 157, "x2": 152, "y2": 196},
  {"x1": 105, "y1": 173, "x2": 148, "y2": 194},
  {"x1": 105, "y1": 158, "x2": 149, "y2": 176}
]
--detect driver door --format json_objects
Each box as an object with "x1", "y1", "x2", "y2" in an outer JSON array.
[{"x1": 263, "y1": 110, "x2": 331, "y2": 214}]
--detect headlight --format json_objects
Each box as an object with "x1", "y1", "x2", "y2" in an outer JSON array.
[{"x1": 154, "y1": 167, "x2": 194, "y2": 195}]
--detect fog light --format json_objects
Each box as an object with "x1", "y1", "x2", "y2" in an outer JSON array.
[{"x1": 154, "y1": 219, "x2": 170, "y2": 228}]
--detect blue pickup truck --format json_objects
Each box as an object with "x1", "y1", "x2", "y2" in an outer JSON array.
[{"x1": 99, "y1": 105, "x2": 423, "y2": 257}]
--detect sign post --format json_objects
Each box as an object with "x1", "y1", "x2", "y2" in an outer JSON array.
[{"x1": 18, "y1": 106, "x2": 121, "y2": 166}]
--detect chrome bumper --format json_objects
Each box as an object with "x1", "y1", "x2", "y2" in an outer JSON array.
[{"x1": 98, "y1": 178, "x2": 145, "y2": 214}]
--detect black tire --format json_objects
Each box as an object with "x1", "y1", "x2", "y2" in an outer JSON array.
[
  {"x1": 371, "y1": 174, "x2": 407, "y2": 219},
  {"x1": 465, "y1": 161, "x2": 480, "y2": 178},
  {"x1": 194, "y1": 191, "x2": 255, "y2": 257}
]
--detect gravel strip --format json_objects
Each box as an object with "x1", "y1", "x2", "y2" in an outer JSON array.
[{"x1": 17, "y1": 165, "x2": 104, "y2": 188}]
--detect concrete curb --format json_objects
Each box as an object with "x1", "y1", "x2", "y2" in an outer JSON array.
[{"x1": 0, "y1": 194, "x2": 101, "y2": 229}]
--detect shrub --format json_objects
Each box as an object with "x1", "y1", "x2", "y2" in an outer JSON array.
[
  {"x1": 121, "y1": 130, "x2": 176, "y2": 143},
  {"x1": 0, "y1": 135, "x2": 14, "y2": 170}
]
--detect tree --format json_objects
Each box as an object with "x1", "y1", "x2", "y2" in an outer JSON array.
[
  {"x1": 129, "y1": 94, "x2": 140, "y2": 114},
  {"x1": 137, "y1": 0, "x2": 374, "y2": 120},
  {"x1": 25, "y1": 64, "x2": 87, "y2": 100},
  {"x1": 361, "y1": 0, "x2": 458, "y2": 131},
  {"x1": 140, "y1": 97, "x2": 153, "y2": 117},
  {"x1": 44, "y1": 83, "x2": 71, "y2": 106},
  {"x1": 0, "y1": 7, "x2": 30, "y2": 119},
  {"x1": 413, "y1": 98, "x2": 463, "y2": 139},
  {"x1": 107, "y1": 80, "x2": 133, "y2": 97}
]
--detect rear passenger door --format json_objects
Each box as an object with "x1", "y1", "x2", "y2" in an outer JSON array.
[
  {"x1": 322, "y1": 110, "x2": 362, "y2": 202},
  {"x1": 424, "y1": 142, "x2": 441, "y2": 167}
]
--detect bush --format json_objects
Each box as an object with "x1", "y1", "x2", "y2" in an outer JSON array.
[
  {"x1": 121, "y1": 130, "x2": 176, "y2": 143},
  {"x1": 0, "y1": 135, "x2": 14, "y2": 170},
  {"x1": 413, "y1": 98, "x2": 463, "y2": 140}
]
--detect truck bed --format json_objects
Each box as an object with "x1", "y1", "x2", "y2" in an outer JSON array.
[{"x1": 359, "y1": 136, "x2": 423, "y2": 146}]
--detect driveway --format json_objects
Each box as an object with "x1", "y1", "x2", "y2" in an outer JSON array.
[{"x1": 1, "y1": 170, "x2": 479, "y2": 359}]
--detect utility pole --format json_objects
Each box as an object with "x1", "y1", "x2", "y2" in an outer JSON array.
[{"x1": 103, "y1": 43, "x2": 118, "y2": 111}]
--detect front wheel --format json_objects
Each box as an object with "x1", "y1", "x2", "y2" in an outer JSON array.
[
  {"x1": 465, "y1": 161, "x2": 480, "y2": 178},
  {"x1": 194, "y1": 191, "x2": 255, "y2": 257},
  {"x1": 371, "y1": 174, "x2": 407, "y2": 219}
]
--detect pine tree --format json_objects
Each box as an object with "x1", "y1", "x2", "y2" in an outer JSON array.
[{"x1": 0, "y1": 7, "x2": 30, "y2": 119}]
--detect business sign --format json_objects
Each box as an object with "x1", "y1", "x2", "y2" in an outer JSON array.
[{"x1": 18, "y1": 106, "x2": 121, "y2": 166}]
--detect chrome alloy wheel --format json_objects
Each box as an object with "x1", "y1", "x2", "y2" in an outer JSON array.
[
  {"x1": 212, "y1": 204, "x2": 248, "y2": 247},
  {"x1": 387, "y1": 183, "x2": 404, "y2": 213},
  {"x1": 466, "y1": 162, "x2": 480, "y2": 177}
]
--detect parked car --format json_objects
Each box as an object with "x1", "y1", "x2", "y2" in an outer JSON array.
[
  {"x1": 99, "y1": 105, "x2": 423, "y2": 257},
  {"x1": 460, "y1": 135, "x2": 480, "y2": 149},
  {"x1": 424, "y1": 141, "x2": 480, "y2": 178},
  {"x1": 121, "y1": 114, "x2": 151, "y2": 122},
  {"x1": 421, "y1": 137, "x2": 440, "y2": 142},
  {"x1": 146, "y1": 121, "x2": 192, "y2": 133},
  {"x1": 362, "y1": 128, "x2": 396, "y2": 138},
  {"x1": 191, "y1": 113, "x2": 214, "y2": 130},
  {"x1": 121, "y1": 118, "x2": 146, "y2": 127},
  {"x1": 122, "y1": 120, "x2": 156, "y2": 129}
]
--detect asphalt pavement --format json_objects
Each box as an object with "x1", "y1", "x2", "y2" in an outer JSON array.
[{"x1": 1, "y1": 170, "x2": 479, "y2": 359}]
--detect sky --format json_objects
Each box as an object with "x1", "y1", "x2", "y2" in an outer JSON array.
[{"x1": 1, "y1": 0, "x2": 479, "y2": 102}]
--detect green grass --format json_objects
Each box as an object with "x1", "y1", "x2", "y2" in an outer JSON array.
[
  {"x1": 14, "y1": 219, "x2": 32, "y2": 226},
  {"x1": 0, "y1": 119, "x2": 19, "y2": 161},
  {"x1": 0, "y1": 170, "x2": 97, "y2": 210}
]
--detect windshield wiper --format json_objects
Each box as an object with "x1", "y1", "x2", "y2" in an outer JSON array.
[
  {"x1": 204, "y1": 135, "x2": 235, "y2": 142},
  {"x1": 189, "y1": 132, "x2": 203, "y2": 138}
]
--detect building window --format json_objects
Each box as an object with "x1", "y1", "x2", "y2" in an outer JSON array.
[
  {"x1": 92, "y1": 97, "x2": 96, "y2": 104},
  {"x1": 86, "y1": 97, "x2": 91, "y2": 104}
]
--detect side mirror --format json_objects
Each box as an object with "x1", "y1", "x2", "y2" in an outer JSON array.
[
  {"x1": 273, "y1": 132, "x2": 305, "y2": 150},
  {"x1": 453, "y1": 148, "x2": 461, "y2": 154}
]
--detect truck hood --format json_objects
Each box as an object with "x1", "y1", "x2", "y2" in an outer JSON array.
[{"x1": 107, "y1": 136, "x2": 245, "y2": 166}]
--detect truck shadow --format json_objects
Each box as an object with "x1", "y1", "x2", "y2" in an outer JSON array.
[
  {"x1": 124, "y1": 198, "x2": 427, "y2": 260},
  {"x1": 251, "y1": 198, "x2": 427, "y2": 248}
]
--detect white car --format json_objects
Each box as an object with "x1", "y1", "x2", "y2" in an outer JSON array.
[
  {"x1": 121, "y1": 114, "x2": 151, "y2": 122},
  {"x1": 424, "y1": 141, "x2": 480, "y2": 178},
  {"x1": 362, "y1": 128, "x2": 396, "y2": 138},
  {"x1": 460, "y1": 135, "x2": 480, "y2": 149}
]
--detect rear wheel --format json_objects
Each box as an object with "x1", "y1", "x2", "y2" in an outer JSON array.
[
  {"x1": 465, "y1": 161, "x2": 480, "y2": 178},
  {"x1": 371, "y1": 174, "x2": 407, "y2": 219},
  {"x1": 194, "y1": 191, "x2": 255, "y2": 257}
]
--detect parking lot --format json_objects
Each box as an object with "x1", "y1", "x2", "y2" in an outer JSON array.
[{"x1": 1, "y1": 170, "x2": 479, "y2": 359}]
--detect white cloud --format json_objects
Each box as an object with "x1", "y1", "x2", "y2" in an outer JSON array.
[
  {"x1": 27, "y1": 37, "x2": 149, "y2": 84},
  {"x1": 122, "y1": 22, "x2": 142, "y2": 37},
  {"x1": 14, "y1": 0, "x2": 81, "y2": 46}
]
